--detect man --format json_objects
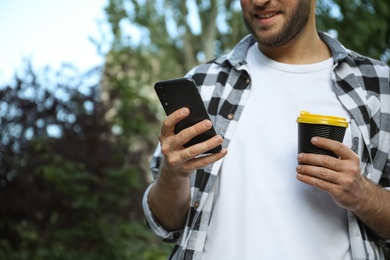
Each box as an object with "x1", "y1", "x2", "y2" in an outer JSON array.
[{"x1": 143, "y1": 0, "x2": 390, "y2": 259}]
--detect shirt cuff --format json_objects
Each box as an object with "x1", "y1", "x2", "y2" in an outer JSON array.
[{"x1": 142, "y1": 184, "x2": 183, "y2": 242}]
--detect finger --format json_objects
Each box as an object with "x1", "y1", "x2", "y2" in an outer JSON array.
[
  {"x1": 165, "y1": 145, "x2": 227, "y2": 173},
  {"x1": 296, "y1": 171, "x2": 338, "y2": 193},
  {"x1": 181, "y1": 148, "x2": 228, "y2": 172},
  {"x1": 174, "y1": 119, "x2": 214, "y2": 147},
  {"x1": 160, "y1": 107, "x2": 190, "y2": 137},
  {"x1": 311, "y1": 137, "x2": 354, "y2": 160},
  {"x1": 296, "y1": 163, "x2": 340, "y2": 185},
  {"x1": 297, "y1": 153, "x2": 344, "y2": 171},
  {"x1": 162, "y1": 132, "x2": 224, "y2": 167},
  {"x1": 169, "y1": 134, "x2": 224, "y2": 164},
  {"x1": 181, "y1": 134, "x2": 224, "y2": 158}
]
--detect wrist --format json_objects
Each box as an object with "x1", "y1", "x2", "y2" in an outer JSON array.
[
  {"x1": 350, "y1": 178, "x2": 377, "y2": 213},
  {"x1": 350, "y1": 179, "x2": 390, "y2": 239},
  {"x1": 158, "y1": 160, "x2": 192, "y2": 185},
  {"x1": 158, "y1": 160, "x2": 191, "y2": 187}
]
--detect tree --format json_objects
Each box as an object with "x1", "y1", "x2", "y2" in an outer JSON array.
[
  {"x1": 1, "y1": 0, "x2": 389, "y2": 259},
  {"x1": 100, "y1": 0, "x2": 248, "y2": 166},
  {"x1": 103, "y1": 0, "x2": 247, "y2": 77},
  {"x1": 99, "y1": 0, "x2": 390, "y2": 257},
  {"x1": 316, "y1": 0, "x2": 390, "y2": 64},
  {"x1": 0, "y1": 62, "x2": 169, "y2": 259}
]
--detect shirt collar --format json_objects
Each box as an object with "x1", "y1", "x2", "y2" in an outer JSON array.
[
  {"x1": 318, "y1": 31, "x2": 349, "y2": 62},
  {"x1": 214, "y1": 31, "x2": 350, "y2": 67},
  {"x1": 214, "y1": 34, "x2": 256, "y2": 68}
]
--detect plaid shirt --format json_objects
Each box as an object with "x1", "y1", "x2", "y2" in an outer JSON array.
[{"x1": 143, "y1": 32, "x2": 390, "y2": 260}]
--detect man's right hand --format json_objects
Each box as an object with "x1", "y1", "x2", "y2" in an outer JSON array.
[
  {"x1": 148, "y1": 107, "x2": 227, "y2": 231},
  {"x1": 158, "y1": 107, "x2": 227, "y2": 178}
]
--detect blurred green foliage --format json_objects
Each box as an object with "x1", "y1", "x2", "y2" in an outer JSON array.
[
  {"x1": 0, "y1": 63, "x2": 172, "y2": 259},
  {"x1": 0, "y1": 0, "x2": 389, "y2": 259},
  {"x1": 317, "y1": 0, "x2": 390, "y2": 64}
]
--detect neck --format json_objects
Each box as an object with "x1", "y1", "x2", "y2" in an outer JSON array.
[{"x1": 258, "y1": 29, "x2": 331, "y2": 65}]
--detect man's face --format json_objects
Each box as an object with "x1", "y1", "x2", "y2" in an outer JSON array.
[{"x1": 241, "y1": 0, "x2": 312, "y2": 47}]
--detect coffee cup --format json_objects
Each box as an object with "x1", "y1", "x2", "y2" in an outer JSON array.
[{"x1": 296, "y1": 111, "x2": 348, "y2": 158}]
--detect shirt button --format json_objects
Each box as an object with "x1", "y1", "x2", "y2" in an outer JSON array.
[
  {"x1": 194, "y1": 201, "x2": 200, "y2": 209},
  {"x1": 228, "y1": 113, "x2": 234, "y2": 120}
]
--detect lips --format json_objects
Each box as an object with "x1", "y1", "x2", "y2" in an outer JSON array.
[{"x1": 255, "y1": 12, "x2": 279, "y2": 19}]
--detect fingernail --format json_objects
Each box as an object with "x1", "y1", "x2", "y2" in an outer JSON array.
[
  {"x1": 204, "y1": 120, "x2": 212, "y2": 128},
  {"x1": 181, "y1": 108, "x2": 189, "y2": 115},
  {"x1": 312, "y1": 137, "x2": 319, "y2": 143}
]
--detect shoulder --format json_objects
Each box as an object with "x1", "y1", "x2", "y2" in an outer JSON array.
[
  {"x1": 184, "y1": 34, "x2": 255, "y2": 87},
  {"x1": 319, "y1": 31, "x2": 389, "y2": 80},
  {"x1": 184, "y1": 61, "x2": 226, "y2": 89},
  {"x1": 344, "y1": 51, "x2": 389, "y2": 79},
  {"x1": 337, "y1": 52, "x2": 390, "y2": 93}
]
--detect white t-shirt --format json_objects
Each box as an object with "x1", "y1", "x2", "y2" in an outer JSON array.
[{"x1": 203, "y1": 44, "x2": 352, "y2": 260}]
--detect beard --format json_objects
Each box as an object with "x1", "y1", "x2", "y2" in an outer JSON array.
[{"x1": 243, "y1": 0, "x2": 311, "y2": 47}]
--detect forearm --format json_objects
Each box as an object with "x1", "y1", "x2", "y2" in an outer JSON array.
[
  {"x1": 148, "y1": 166, "x2": 191, "y2": 231},
  {"x1": 296, "y1": 138, "x2": 390, "y2": 238},
  {"x1": 352, "y1": 179, "x2": 390, "y2": 239}
]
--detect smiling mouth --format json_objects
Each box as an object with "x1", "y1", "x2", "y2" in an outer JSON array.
[{"x1": 255, "y1": 12, "x2": 279, "y2": 19}]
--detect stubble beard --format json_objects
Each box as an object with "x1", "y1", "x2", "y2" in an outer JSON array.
[{"x1": 243, "y1": 0, "x2": 311, "y2": 48}]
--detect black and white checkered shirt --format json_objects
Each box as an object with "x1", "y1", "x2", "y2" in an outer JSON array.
[{"x1": 143, "y1": 32, "x2": 390, "y2": 260}]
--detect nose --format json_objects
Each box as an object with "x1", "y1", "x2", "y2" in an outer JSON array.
[{"x1": 252, "y1": 0, "x2": 271, "y2": 6}]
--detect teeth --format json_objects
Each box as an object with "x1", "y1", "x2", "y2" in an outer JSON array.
[{"x1": 257, "y1": 13, "x2": 277, "y2": 19}]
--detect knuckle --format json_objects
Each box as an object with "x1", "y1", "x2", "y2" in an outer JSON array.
[
  {"x1": 352, "y1": 154, "x2": 360, "y2": 164},
  {"x1": 197, "y1": 159, "x2": 208, "y2": 168},
  {"x1": 322, "y1": 156, "x2": 333, "y2": 166},
  {"x1": 341, "y1": 177, "x2": 354, "y2": 189},
  {"x1": 160, "y1": 143, "x2": 170, "y2": 155},
  {"x1": 334, "y1": 142, "x2": 345, "y2": 153},
  {"x1": 161, "y1": 119, "x2": 170, "y2": 130},
  {"x1": 346, "y1": 164, "x2": 359, "y2": 174},
  {"x1": 186, "y1": 147, "x2": 198, "y2": 158},
  {"x1": 202, "y1": 156, "x2": 214, "y2": 168},
  {"x1": 194, "y1": 122, "x2": 206, "y2": 134},
  {"x1": 206, "y1": 139, "x2": 216, "y2": 150},
  {"x1": 158, "y1": 132, "x2": 165, "y2": 142},
  {"x1": 167, "y1": 156, "x2": 180, "y2": 167},
  {"x1": 332, "y1": 160, "x2": 344, "y2": 170},
  {"x1": 177, "y1": 132, "x2": 189, "y2": 144},
  {"x1": 319, "y1": 168, "x2": 329, "y2": 179},
  {"x1": 315, "y1": 178, "x2": 329, "y2": 190},
  {"x1": 322, "y1": 156, "x2": 342, "y2": 169}
]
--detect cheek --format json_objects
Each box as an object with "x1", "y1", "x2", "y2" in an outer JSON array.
[{"x1": 240, "y1": 0, "x2": 250, "y2": 10}]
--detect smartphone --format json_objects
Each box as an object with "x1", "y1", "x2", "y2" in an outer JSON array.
[{"x1": 154, "y1": 77, "x2": 222, "y2": 154}]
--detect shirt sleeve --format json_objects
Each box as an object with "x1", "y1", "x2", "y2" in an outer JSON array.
[
  {"x1": 142, "y1": 143, "x2": 184, "y2": 242},
  {"x1": 142, "y1": 184, "x2": 183, "y2": 242}
]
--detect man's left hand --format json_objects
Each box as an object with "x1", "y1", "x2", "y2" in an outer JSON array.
[
  {"x1": 296, "y1": 137, "x2": 390, "y2": 239},
  {"x1": 296, "y1": 137, "x2": 368, "y2": 211}
]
